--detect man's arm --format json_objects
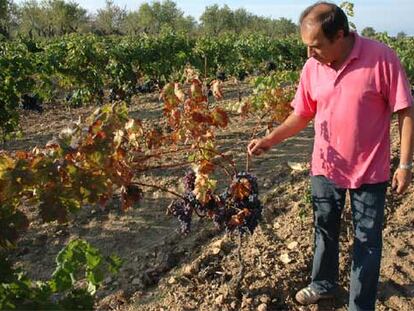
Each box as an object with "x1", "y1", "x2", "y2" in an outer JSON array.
[
  {"x1": 392, "y1": 106, "x2": 414, "y2": 194},
  {"x1": 247, "y1": 113, "x2": 313, "y2": 156}
]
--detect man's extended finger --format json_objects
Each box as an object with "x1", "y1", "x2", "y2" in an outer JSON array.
[
  {"x1": 247, "y1": 145, "x2": 256, "y2": 156},
  {"x1": 247, "y1": 141, "x2": 257, "y2": 152},
  {"x1": 249, "y1": 144, "x2": 262, "y2": 156}
]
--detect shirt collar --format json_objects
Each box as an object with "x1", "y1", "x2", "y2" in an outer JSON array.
[{"x1": 347, "y1": 31, "x2": 361, "y2": 61}]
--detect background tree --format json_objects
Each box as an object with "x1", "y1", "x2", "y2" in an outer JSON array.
[
  {"x1": 200, "y1": 4, "x2": 235, "y2": 35},
  {"x1": 93, "y1": 0, "x2": 126, "y2": 35},
  {"x1": 16, "y1": 0, "x2": 88, "y2": 37},
  {"x1": 200, "y1": 4, "x2": 297, "y2": 37},
  {"x1": 270, "y1": 18, "x2": 298, "y2": 37},
  {"x1": 232, "y1": 8, "x2": 252, "y2": 35},
  {"x1": 173, "y1": 14, "x2": 196, "y2": 35},
  {"x1": 361, "y1": 26, "x2": 376, "y2": 38},
  {"x1": 0, "y1": 0, "x2": 12, "y2": 38},
  {"x1": 45, "y1": 0, "x2": 88, "y2": 35},
  {"x1": 122, "y1": 10, "x2": 141, "y2": 35},
  {"x1": 133, "y1": 0, "x2": 195, "y2": 35},
  {"x1": 16, "y1": 0, "x2": 49, "y2": 38},
  {"x1": 339, "y1": 1, "x2": 356, "y2": 30}
]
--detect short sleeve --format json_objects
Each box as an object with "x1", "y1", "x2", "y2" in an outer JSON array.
[
  {"x1": 382, "y1": 48, "x2": 413, "y2": 112},
  {"x1": 290, "y1": 62, "x2": 317, "y2": 118}
]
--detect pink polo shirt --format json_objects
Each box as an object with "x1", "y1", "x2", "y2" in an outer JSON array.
[{"x1": 291, "y1": 32, "x2": 413, "y2": 188}]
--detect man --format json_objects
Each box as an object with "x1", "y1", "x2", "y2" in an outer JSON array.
[{"x1": 247, "y1": 2, "x2": 413, "y2": 310}]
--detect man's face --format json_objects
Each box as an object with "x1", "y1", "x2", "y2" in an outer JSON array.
[{"x1": 301, "y1": 22, "x2": 341, "y2": 64}]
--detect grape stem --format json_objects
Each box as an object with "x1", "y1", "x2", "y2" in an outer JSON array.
[{"x1": 245, "y1": 109, "x2": 272, "y2": 172}]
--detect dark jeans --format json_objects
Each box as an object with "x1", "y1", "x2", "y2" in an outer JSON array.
[{"x1": 309, "y1": 175, "x2": 387, "y2": 311}]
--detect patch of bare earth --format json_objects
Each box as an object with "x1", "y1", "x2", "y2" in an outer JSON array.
[{"x1": 4, "y1": 81, "x2": 413, "y2": 311}]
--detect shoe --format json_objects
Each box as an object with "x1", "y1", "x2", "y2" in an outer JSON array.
[{"x1": 295, "y1": 286, "x2": 333, "y2": 305}]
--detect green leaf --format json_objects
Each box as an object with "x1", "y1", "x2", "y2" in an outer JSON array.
[
  {"x1": 50, "y1": 269, "x2": 73, "y2": 292},
  {"x1": 85, "y1": 251, "x2": 101, "y2": 269}
]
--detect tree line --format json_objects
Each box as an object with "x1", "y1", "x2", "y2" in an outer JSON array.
[{"x1": 0, "y1": 0, "x2": 299, "y2": 39}]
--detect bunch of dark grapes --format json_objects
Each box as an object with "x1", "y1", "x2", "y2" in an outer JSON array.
[
  {"x1": 167, "y1": 199, "x2": 192, "y2": 234},
  {"x1": 222, "y1": 171, "x2": 263, "y2": 234},
  {"x1": 168, "y1": 170, "x2": 262, "y2": 235},
  {"x1": 185, "y1": 191, "x2": 202, "y2": 214},
  {"x1": 168, "y1": 171, "x2": 202, "y2": 234},
  {"x1": 211, "y1": 204, "x2": 233, "y2": 229},
  {"x1": 183, "y1": 169, "x2": 196, "y2": 192}
]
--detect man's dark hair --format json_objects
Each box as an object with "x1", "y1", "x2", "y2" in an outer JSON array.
[{"x1": 299, "y1": 1, "x2": 350, "y2": 41}]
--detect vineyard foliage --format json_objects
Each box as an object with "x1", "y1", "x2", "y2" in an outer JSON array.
[
  {"x1": 375, "y1": 33, "x2": 414, "y2": 84},
  {"x1": 0, "y1": 32, "x2": 307, "y2": 137},
  {"x1": 0, "y1": 239, "x2": 121, "y2": 310}
]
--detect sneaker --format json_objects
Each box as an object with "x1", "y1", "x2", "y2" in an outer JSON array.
[{"x1": 295, "y1": 286, "x2": 334, "y2": 305}]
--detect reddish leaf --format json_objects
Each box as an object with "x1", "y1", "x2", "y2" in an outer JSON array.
[
  {"x1": 168, "y1": 109, "x2": 181, "y2": 128},
  {"x1": 15, "y1": 151, "x2": 29, "y2": 160},
  {"x1": 191, "y1": 111, "x2": 212, "y2": 124},
  {"x1": 210, "y1": 80, "x2": 223, "y2": 100},
  {"x1": 161, "y1": 83, "x2": 180, "y2": 108},
  {"x1": 89, "y1": 119, "x2": 103, "y2": 135},
  {"x1": 174, "y1": 83, "x2": 186, "y2": 102},
  {"x1": 190, "y1": 79, "x2": 207, "y2": 103},
  {"x1": 114, "y1": 147, "x2": 127, "y2": 160},
  {"x1": 94, "y1": 130, "x2": 107, "y2": 140},
  {"x1": 211, "y1": 107, "x2": 229, "y2": 128},
  {"x1": 228, "y1": 208, "x2": 251, "y2": 227},
  {"x1": 197, "y1": 159, "x2": 215, "y2": 175},
  {"x1": 98, "y1": 194, "x2": 110, "y2": 209},
  {"x1": 229, "y1": 178, "x2": 251, "y2": 200}
]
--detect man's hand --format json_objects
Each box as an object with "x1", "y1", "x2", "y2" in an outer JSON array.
[
  {"x1": 392, "y1": 168, "x2": 412, "y2": 194},
  {"x1": 247, "y1": 138, "x2": 271, "y2": 156}
]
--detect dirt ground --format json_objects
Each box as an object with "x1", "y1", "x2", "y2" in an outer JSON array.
[{"x1": 4, "y1": 81, "x2": 414, "y2": 311}]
